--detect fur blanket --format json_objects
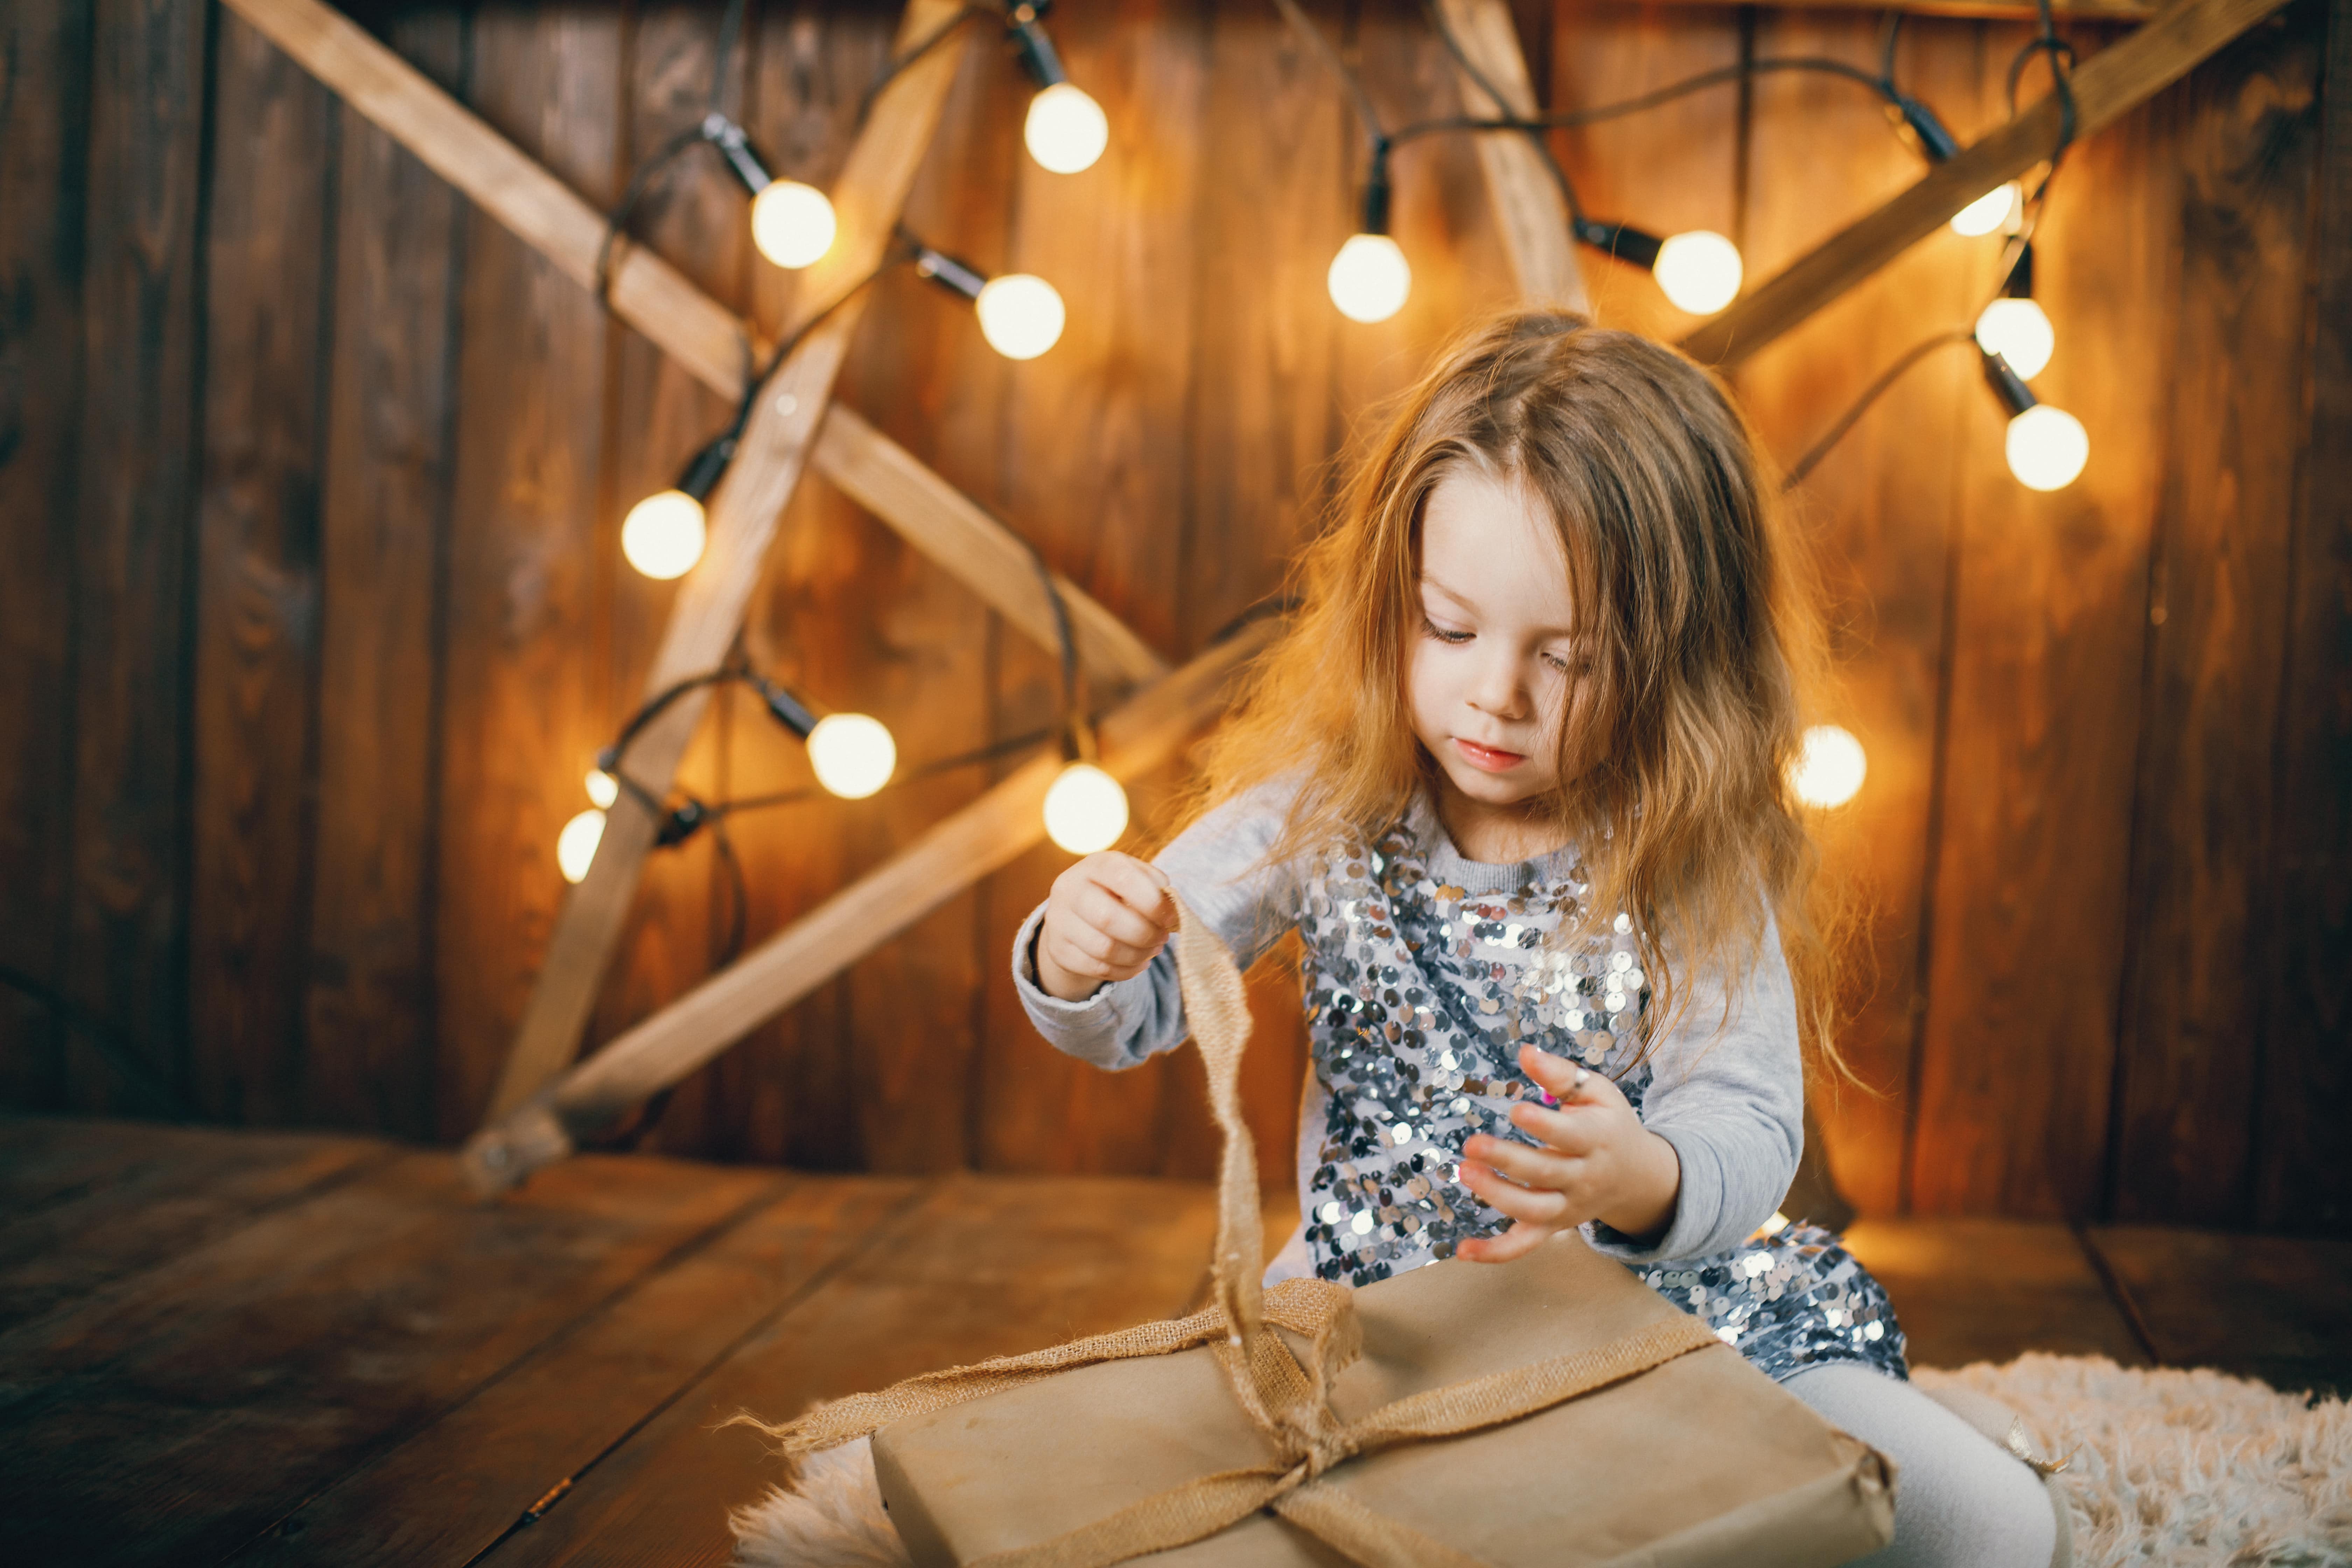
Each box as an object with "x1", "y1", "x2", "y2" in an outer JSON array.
[{"x1": 730, "y1": 1355, "x2": 2352, "y2": 1568}]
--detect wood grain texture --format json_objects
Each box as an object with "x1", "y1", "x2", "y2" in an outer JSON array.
[
  {"x1": 1680, "y1": 0, "x2": 2298, "y2": 368},
  {"x1": 1436, "y1": 0, "x2": 1589, "y2": 310},
  {"x1": 0, "y1": 1147, "x2": 778, "y2": 1568},
  {"x1": 222, "y1": 1177, "x2": 917, "y2": 1568},
  {"x1": 0, "y1": 0, "x2": 91, "y2": 1106},
  {"x1": 188, "y1": 8, "x2": 336, "y2": 1126},
  {"x1": 65, "y1": 0, "x2": 210, "y2": 1113},
  {"x1": 2084, "y1": 1224, "x2": 2352, "y2": 1388},
  {"x1": 2257, "y1": 0, "x2": 2352, "y2": 1236},
  {"x1": 1908, "y1": 38, "x2": 2176, "y2": 1217},
  {"x1": 484, "y1": 0, "x2": 971, "y2": 1126},
  {"x1": 1733, "y1": 13, "x2": 1994, "y2": 1217},
  {"x1": 473, "y1": 1175, "x2": 1220, "y2": 1568},
  {"x1": 434, "y1": 0, "x2": 622, "y2": 1138},
  {"x1": 1644, "y1": 0, "x2": 2157, "y2": 16},
  {"x1": 2109, "y1": 6, "x2": 2319, "y2": 1225},
  {"x1": 302, "y1": 8, "x2": 467, "y2": 1140},
  {"x1": 1841, "y1": 1218, "x2": 2150, "y2": 1365}
]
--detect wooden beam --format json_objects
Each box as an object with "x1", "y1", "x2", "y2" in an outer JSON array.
[
  {"x1": 474, "y1": 0, "x2": 971, "y2": 1122},
  {"x1": 462, "y1": 620, "x2": 1282, "y2": 1194},
  {"x1": 1679, "y1": 0, "x2": 2292, "y2": 368},
  {"x1": 216, "y1": 0, "x2": 1152, "y2": 691},
  {"x1": 814, "y1": 409, "x2": 1167, "y2": 686},
  {"x1": 1619, "y1": 0, "x2": 2156, "y2": 21},
  {"x1": 1435, "y1": 0, "x2": 1590, "y2": 311}
]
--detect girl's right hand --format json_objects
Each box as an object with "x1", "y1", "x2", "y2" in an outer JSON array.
[{"x1": 1035, "y1": 852, "x2": 1177, "y2": 1002}]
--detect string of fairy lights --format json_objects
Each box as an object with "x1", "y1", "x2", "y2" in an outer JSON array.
[{"x1": 557, "y1": 0, "x2": 2092, "y2": 894}]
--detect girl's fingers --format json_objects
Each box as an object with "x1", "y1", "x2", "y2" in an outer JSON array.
[
  {"x1": 1076, "y1": 882, "x2": 1170, "y2": 952},
  {"x1": 1458, "y1": 1159, "x2": 1570, "y2": 1224},
  {"x1": 1508, "y1": 1100, "x2": 1600, "y2": 1157},
  {"x1": 1092, "y1": 853, "x2": 1176, "y2": 930},
  {"x1": 1458, "y1": 1221, "x2": 1554, "y2": 1265},
  {"x1": 1468, "y1": 1134, "x2": 1585, "y2": 1194}
]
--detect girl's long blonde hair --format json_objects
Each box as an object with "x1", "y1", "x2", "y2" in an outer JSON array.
[{"x1": 1183, "y1": 311, "x2": 1854, "y2": 1083}]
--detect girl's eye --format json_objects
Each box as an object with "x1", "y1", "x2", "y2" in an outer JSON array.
[
  {"x1": 1422, "y1": 616, "x2": 1472, "y2": 644},
  {"x1": 1541, "y1": 651, "x2": 1575, "y2": 675}
]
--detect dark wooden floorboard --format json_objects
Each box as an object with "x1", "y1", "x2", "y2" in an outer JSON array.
[
  {"x1": 0, "y1": 1142, "x2": 780, "y2": 1568},
  {"x1": 2084, "y1": 1225, "x2": 2352, "y2": 1398},
  {"x1": 1841, "y1": 1218, "x2": 2152, "y2": 1370},
  {"x1": 227, "y1": 1176, "x2": 918, "y2": 1568},
  {"x1": 0, "y1": 1114, "x2": 390, "y2": 1335},
  {"x1": 477, "y1": 1175, "x2": 1222, "y2": 1568}
]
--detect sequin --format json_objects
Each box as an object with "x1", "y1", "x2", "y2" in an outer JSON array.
[{"x1": 1294, "y1": 819, "x2": 1909, "y2": 1384}]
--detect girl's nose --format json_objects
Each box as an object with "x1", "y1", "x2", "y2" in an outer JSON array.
[{"x1": 1467, "y1": 652, "x2": 1527, "y2": 718}]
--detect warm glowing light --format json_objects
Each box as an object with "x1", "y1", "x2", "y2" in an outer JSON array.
[
  {"x1": 1043, "y1": 762, "x2": 1128, "y2": 854},
  {"x1": 621, "y1": 489, "x2": 707, "y2": 580},
  {"x1": 749, "y1": 180, "x2": 836, "y2": 269},
  {"x1": 585, "y1": 768, "x2": 618, "y2": 809},
  {"x1": 1326, "y1": 233, "x2": 1411, "y2": 323},
  {"x1": 2005, "y1": 404, "x2": 2089, "y2": 491},
  {"x1": 1024, "y1": 83, "x2": 1108, "y2": 174},
  {"x1": 557, "y1": 807, "x2": 606, "y2": 883},
  {"x1": 1653, "y1": 230, "x2": 1743, "y2": 315},
  {"x1": 806, "y1": 713, "x2": 896, "y2": 799},
  {"x1": 1755, "y1": 1211, "x2": 1792, "y2": 1238},
  {"x1": 1949, "y1": 183, "x2": 2019, "y2": 238},
  {"x1": 1975, "y1": 298, "x2": 2055, "y2": 381},
  {"x1": 1791, "y1": 724, "x2": 1868, "y2": 809},
  {"x1": 973, "y1": 274, "x2": 1065, "y2": 360}
]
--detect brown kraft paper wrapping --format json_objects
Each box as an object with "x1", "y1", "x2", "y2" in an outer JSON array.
[{"x1": 766, "y1": 899, "x2": 1896, "y2": 1567}]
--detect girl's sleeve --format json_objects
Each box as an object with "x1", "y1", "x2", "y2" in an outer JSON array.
[
  {"x1": 1010, "y1": 781, "x2": 1302, "y2": 1071},
  {"x1": 1581, "y1": 906, "x2": 1805, "y2": 1265}
]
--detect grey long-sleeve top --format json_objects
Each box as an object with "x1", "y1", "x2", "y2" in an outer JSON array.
[{"x1": 1011, "y1": 785, "x2": 1804, "y2": 1283}]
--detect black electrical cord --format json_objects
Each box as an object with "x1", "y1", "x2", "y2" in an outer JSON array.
[
  {"x1": 856, "y1": 2, "x2": 1000, "y2": 127},
  {"x1": 1780, "y1": 328, "x2": 1976, "y2": 490}
]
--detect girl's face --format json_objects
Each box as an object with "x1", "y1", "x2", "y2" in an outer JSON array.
[{"x1": 1408, "y1": 467, "x2": 1593, "y2": 822}]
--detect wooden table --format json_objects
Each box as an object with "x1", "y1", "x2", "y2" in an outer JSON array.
[{"x1": 4, "y1": 1115, "x2": 2344, "y2": 1566}]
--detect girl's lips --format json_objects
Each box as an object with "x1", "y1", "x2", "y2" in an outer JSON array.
[{"x1": 1452, "y1": 737, "x2": 1527, "y2": 773}]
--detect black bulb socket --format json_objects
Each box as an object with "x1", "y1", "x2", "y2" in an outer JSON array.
[
  {"x1": 656, "y1": 798, "x2": 708, "y2": 848},
  {"x1": 704, "y1": 113, "x2": 776, "y2": 196},
  {"x1": 1896, "y1": 98, "x2": 1962, "y2": 163},
  {"x1": 1359, "y1": 153, "x2": 1393, "y2": 237},
  {"x1": 1007, "y1": 3, "x2": 1069, "y2": 90},
  {"x1": 2002, "y1": 241, "x2": 2036, "y2": 300},
  {"x1": 745, "y1": 672, "x2": 819, "y2": 740},
  {"x1": 1574, "y1": 218, "x2": 1663, "y2": 272},
  {"x1": 1981, "y1": 348, "x2": 2037, "y2": 418},
  {"x1": 677, "y1": 432, "x2": 738, "y2": 502},
  {"x1": 912, "y1": 243, "x2": 989, "y2": 303}
]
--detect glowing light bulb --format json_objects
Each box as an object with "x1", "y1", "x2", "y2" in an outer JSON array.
[
  {"x1": 1024, "y1": 83, "x2": 1108, "y2": 174},
  {"x1": 1043, "y1": 762, "x2": 1128, "y2": 854},
  {"x1": 585, "y1": 768, "x2": 618, "y2": 809},
  {"x1": 622, "y1": 489, "x2": 707, "y2": 580},
  {"x1": 2005, "y1": 404, "x2": 2088, "y2": 491},
  {"x1": 557, "y1": 807, "x2": 606, "y2": 884},
  {"x1": 1950, "y1": 183, "x2": 2019, "y2": 238},
  {"x1": 1653, "y1": 230, "x2": 1743, "y2": 315},
  {"x1": 1974, "y1": 298, "x2": 2054, "y2": 380},
  {"x1": 1326, "y1": 234, "x2": 1411, "y2": 323},
  {"x1": 973, "y1": 274, "x2": 1065, "y2": 360},
  {"x1": 749, "y1": 180, "x2": 836, "y2": 270},
  {"x1": 1791, "y1": 725, "x2": 1868, "y2": 809},
  {"x1": 806, "y1": 713, "x2": 896, "y2": 799}
]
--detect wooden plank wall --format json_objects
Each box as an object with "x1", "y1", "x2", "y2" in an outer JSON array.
[{"x1": 0, "y1": 0, "x2": 2343, "y2": 1232}]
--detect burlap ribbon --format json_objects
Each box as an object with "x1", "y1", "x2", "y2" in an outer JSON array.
[{"x1": 766, "y1": 899, "x2": 1723, "y2": 1568}]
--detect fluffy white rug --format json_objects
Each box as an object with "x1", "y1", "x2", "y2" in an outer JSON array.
[
  {"x1": 1913, "y1": 1355, "x2": 2352, "y2": 1568},
  {"x1": 730, "y1": 1357, "x2": 2352, "y2": 1568}
]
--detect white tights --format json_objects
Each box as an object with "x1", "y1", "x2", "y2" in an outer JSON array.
[{"x1": 1783, "y1": 1364, "x2": 2060, "y2": 1568}]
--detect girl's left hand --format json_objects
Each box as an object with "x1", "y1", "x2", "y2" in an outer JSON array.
[{"x1": 1454, "y1": 1043, "x2": 1683, "y2": 1264}]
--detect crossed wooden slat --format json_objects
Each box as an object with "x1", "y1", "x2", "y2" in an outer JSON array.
[{"x1": 224, "y1": 0, "x2": 2259, "y2": 1192}]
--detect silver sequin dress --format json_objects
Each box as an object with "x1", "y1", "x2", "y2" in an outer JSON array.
[{"x1": 1291, "y1": 813, "x2": 1908, "y2": 1385}]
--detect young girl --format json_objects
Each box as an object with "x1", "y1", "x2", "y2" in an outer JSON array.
[{"x1": 1014, "y1": 315, "x2": 2057, "y2": 1567}]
